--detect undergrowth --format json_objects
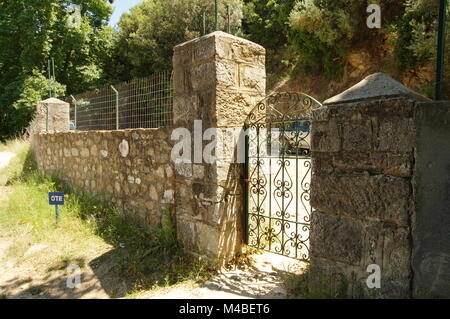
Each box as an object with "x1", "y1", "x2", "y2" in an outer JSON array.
[{"x1": 0, "y1": 138, "x2": 213, "y2": 296}]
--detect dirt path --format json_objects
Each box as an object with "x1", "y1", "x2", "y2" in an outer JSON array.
[
  {"x1": 0, "y1": 230, "x2": 112, "y2": 299},
  {"x1": 0, "y1": 153, "x2": 111, "y2": 299},
  {"x1": 0, "y1": 223, "x2": 298, "y2": 300},
  {"x1": 137, "y1": 254, "x2": 305, "y2": 299},
  {"x1": 0, "y1": 151, "x2": 297, "y2": 299},
  {"x1": 0, "y1": 233, "x2": 296, "y2": 299},
  {"x1": 0, "y1": 152, "x2": 15, "y2": 170}
]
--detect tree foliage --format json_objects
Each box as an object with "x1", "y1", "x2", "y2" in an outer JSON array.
[
  {"x1": 0, "y1": 0, "x2": 115, "y2": 139},
  {"x1": 0, "y1": 0, "x2": 447, "y2": 139},
  {"x1": 242, "y1": 0, "x2": 445, "y2": 79},
  {"x1": 108, "y1": 0, "x2": 244, "y2": 80},
  {"x1": 242, "y1": 0, "x2": 296, "y2": 51}
]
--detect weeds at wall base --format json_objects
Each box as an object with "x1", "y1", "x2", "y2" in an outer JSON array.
[
  {"x1": 1, "y1": 139, "x2": 214, "y2": 296},
  {"x1": 53, "y1": 180, "x2": 214, "y2": 292}
]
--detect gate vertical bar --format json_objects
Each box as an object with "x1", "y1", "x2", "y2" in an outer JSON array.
[
  {"x1": 295, "y1": 123, "x2": 299, "y2": 259},
  {"x1": 281, "y1": 121, "x2": 286, "y2": 254},
  {"x1": 268, "y1": 121, "x2": 273, "y2": 251},
  {"x1": 244, "y1": 126, "x2": 249, "y2": 245}
]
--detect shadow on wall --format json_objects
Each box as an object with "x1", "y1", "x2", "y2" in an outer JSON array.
[{"x1": 216, "y1": 162, "x2": 245, "y2": 262}]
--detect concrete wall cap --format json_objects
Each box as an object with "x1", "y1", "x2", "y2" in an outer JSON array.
[
  {"x1": 174, "y1": 31, "x2": 265, "y2": 52},
  {"x1": 38, "y1": 97, "x2": 69, "y2": 105},
  {"x1": 324, "y1": 72, "x2": 431, "y2": 105}
]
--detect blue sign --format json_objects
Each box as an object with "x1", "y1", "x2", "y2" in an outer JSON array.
[{"x1": 49, "y1": 192, "x2": 65, "y2": 205}]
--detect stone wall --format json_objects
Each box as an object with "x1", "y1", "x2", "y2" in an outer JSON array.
[
  {"x1": 172, "y1": 31, "x2": 266, "y2": 261},
  {"x1": 31, "y1": 31, "x2": 267, "y2": 263},
  {"x1": 310, "y1": 97, "x2": 415, "y2": 298},
  {"x1": 33, "y1": 128, "x2": 176, "y2": 226},
  {"x1": 309, "y1": 72, "x2": 450, "y2": 299}
]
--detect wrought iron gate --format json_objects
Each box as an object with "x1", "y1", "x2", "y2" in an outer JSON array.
[{"x1": 244, "y1": 92, "x2": 322, "y2": 261}]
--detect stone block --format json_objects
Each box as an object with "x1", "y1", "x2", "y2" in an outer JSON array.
[
  {"x1": 310, "y1": 212, "x2": 363, "y2": 265},
  {"x1": 311, "y1": 173, "x2": 410, "y2": 226},
  {"x1": 309, "y1": 254, "x2": 411, "y2": 299},
  {"x1": 239, "y1": 65, "x2": 266, "y2": 93},
  {"x1": 214, "y1": 33, "x2": 265, "y2": 66},
  {"x1": 312, "y1": 107, "x2": 330, "y2": 121},
  {"x1": 216, "y1": 91, "x2": 264, "y2": 128},
  {"x1": 342, "y1": 120, "x2": 372, "y2": 151},
  {"x1": 216, "y1": 61, "x2": 237, "y2": 88},
  {"x1": 191, "y1": 62, "x2": 216, "y2": 91},
  {"x1": 311, "y1": 121, "x2": 340, "y2": 152},
  {"x1": 310, "y1": 212, "x2": 411, "y2": 298},
  {"x1": 313, "y1": 152, "x2": 413, "y2": 177},
  {"x1": 176, "y1": 217, "x2": 220, "y2": 258},
  {"x1": 376, "y1": 118, "x2": 414, "y2": 153},
  {"x1": 325, "y1": 98, "x2": 415, "y2": 120}
]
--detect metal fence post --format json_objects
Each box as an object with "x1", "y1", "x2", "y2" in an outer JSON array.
[
  {"x1": 70, "y1": 95, "x2": 77, "y2": 130},
  {"x1": 111, "y1": 85, "x2": 119, "y2": 130},
  {"x1": 203, "y1": 12, "x2": 206, "y2": 35},
  {"x1": 215, "y1": 0, "x2": 218, "y2": 31},
  {"x1": 436, "y1": 0, "x2": 448, "y2": 100},
  {"x1": 227, "y1": 5, "x2": 231, "y2": 33},
  {"x1": 46, "y1": 103, "x2": 49, "y2": 132}
]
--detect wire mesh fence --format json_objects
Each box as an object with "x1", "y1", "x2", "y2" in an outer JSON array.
[{"x1": 67, "y1": 71, "x2": 173, "y2": 131}]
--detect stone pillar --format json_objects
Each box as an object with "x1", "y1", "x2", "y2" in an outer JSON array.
[
  {"x1": 412, "y1": 100, "x2": 450, "y2": 298},
  {"x1": 172, "y1": 31, "x2": 266, "y2": 262},
  {"x1": 309, "y1": 73, "x2": 430, "y2": 298},
  {"x1": 34, "y1": 98, "x2": 70, "y2": 133}
]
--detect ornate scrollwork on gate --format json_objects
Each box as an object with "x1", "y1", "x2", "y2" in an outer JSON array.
[{"x1": 245, "y1": 92, "x2": 322, "y2": 261}]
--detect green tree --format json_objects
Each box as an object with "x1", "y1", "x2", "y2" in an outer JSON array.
[
  {"x1": 0, "y1": 0, "x2": 115, "y2": 139},
  {"x1": 242, "y1": 0, "x2": 297, "y2": 50},
  {"x1": 392, "y1": 0, "x2": 445, "y2": 70},
  {"x1": 110, "y1": 0, "x2": 244, "y2": 80}
]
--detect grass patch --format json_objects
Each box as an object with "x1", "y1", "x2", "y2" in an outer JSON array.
[
  {"x1": 282, "y1": 266, "x2": 334, "y2": 299},
  {"x1": 0, "y1": 138, "x2": 31, "y2": 186},
  {"x1": 282, "y1": 267, "x2": 310, "y2": 298},
  {"x1": 0, "y1": 138, "x2": 213, "y2": 297}
]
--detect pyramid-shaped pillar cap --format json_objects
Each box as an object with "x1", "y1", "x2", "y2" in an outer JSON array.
[
  {"x1": 324, "y1": 72, "x2": 431, "y2": 105},
  {"x1": 38, "y1": 97, "x2": 69, "y2": 105}
]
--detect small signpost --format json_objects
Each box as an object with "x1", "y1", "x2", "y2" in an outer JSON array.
[{"x1": 49, "y1": 192, "x2": 64, "y2": 224}]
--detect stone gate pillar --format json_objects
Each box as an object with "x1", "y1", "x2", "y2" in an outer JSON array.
[
  {"x1": 172, "y1": 31, "x2": 266, "y2": 262},
  {"x1": 309, "y1": 73, "x2": 433, "y2": 298},
  {"x1": 34, "y1": 98, "x2": 70, "y2": 133}
]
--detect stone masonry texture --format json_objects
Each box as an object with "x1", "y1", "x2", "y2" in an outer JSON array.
[
  {"x1": 310, "y1": 96, "x2": 415, "y2": 298},
  {"x1": 310, "y1": 72, "x2": 450, "y2": 298},
  {"x1": 32, "y1": 32, "x2": 267, "y2": 265},
  {"x1": 172, "y1": 31, "x2": 266, "y2": 261},
  {"x1": 34, "y1": 98, "x2": 70, "y2": 133},
  {"x1": 33, "y1": 129, "x2": 176, "y2": 227}
]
